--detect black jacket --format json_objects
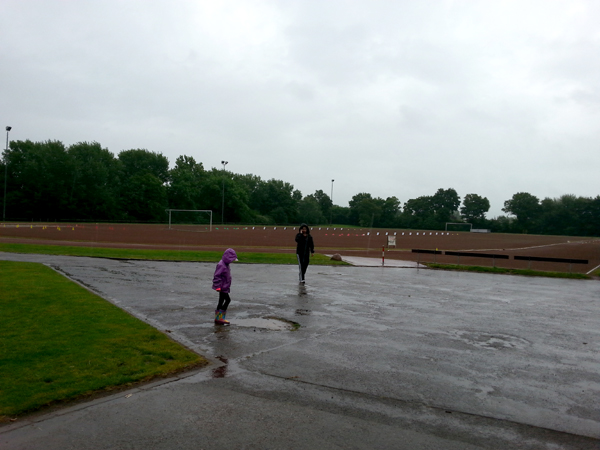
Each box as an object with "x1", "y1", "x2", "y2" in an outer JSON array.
[{"x1": 295, "y1": 225, "x2": 314, "y2": 257}]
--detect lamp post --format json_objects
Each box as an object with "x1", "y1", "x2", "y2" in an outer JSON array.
[
  {"x1": 3, "y1": 126, "x2": 11, "y2": 221},
  {"x1": 330, "y1": 179, "x2": 334, "y2": 224},
  {"x1": 221, "y1": 160, "x2": 228, "y2": 224}
]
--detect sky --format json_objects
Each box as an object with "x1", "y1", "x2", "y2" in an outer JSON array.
[{"x1": 1, "y1": 0, "x2": 599, "y2": 218}]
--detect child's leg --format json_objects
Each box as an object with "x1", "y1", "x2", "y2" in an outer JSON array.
[{"x1": 217, "y1": 292, "x2": 231, "y2": 311}]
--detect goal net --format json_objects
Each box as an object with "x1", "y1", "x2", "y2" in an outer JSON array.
[
  {"x1": 445, "y1": 222, "x2": 472, "y2": 232},
  {"x1": 166, "y1": 209, "x2": 213, "y2": 232}
]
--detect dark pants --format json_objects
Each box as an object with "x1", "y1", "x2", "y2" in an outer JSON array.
[
  {"x1": 216, "y1": 292, "x2": 231, "y2": 311},
  {"x1": 297, "y1": 253, "x2": 310, "y2": 281}
]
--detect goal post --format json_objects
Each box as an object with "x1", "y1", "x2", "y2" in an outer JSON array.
[
  {"x1": 166, "y1": 209, "x2": 213, "y2": 232},
  {"x1": 445, "y1": 222, "x2": 472, "y2": 232}
]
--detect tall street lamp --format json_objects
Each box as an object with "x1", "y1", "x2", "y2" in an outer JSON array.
[
  {"x1": 3, "y1": 126, "x2": 11, "y2": 221},
  {"x1": 330, "y1": 179, "x2": 334, "y2": 224},
  {"x1": 221, "y1": 160, "x2": 228, "y2": 224}
]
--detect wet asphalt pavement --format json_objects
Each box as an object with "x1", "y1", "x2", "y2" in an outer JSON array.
[{"x1": 1, "y1": 253, "x2": 599, "y2": 449}]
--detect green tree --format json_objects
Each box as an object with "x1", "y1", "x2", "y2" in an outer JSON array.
[
  {"x1": 331, "y1": 205, "x2": 351, "y2": 225},
  {"x1": 502, "y1": 192, "x2": 540, "y2": 232},
  {"x1": 196, "y1": 169, "x2": 223, "y2": 217},
  {"x1": 4, "y1": 140, "x2": 73, "y2": 220},
  {"x1": 118, "y1": 149, "x2": 169, "y2": 221},
  {"x1": 313, "y1": 190, "x2": 333, "y2": 220},
  {"x1": 349, "y1": 193, "x2": 385, "y2": 227},
  {"x1": 349, "y1": 193, "x2": 374, "y2": 226},
  {"x1": 400, "y1": 188, "x2": 460, "y2": 230},
  {"x1": 380, "y1": 196, "x2": 401, "y2": 227},
  {"x1": 401, "y1": 195, "x2": 434, "y2": 229},
  {"x1": 67, "y1": 142, "x2": 120, "y2": 220},
  {"x1": 460, "y1": 193, "x2": 490, "y2": 225},
  {"x1": 119, "y1": 149, "x2": 169, "y2": 183},
  {"x1": 121, "y1": 173, "x2": 167, "y2": 221},
  {"x1": 298, "y1": 195, "x2": 325, "y2": 225},
  {"x1": 250, "y1": 178, "x2": 299, "y2": 224},
  {"x1": 431, "y1": 188, "x2": 461, "y2": 225},
  {"x1": 538, "y1": 194, "x2": 597, "y2": 236},
  {"x1": 584, "y1": 196, "x2": 600, "y2": 237},
  {"x1": 234, "y1": 173, "x2": 263, "y2": 201},
  {"x1": 538, "y1": 196, "x2": 563, "y2": 235},
  {"x1": 489, "y1": 215, "x2": 514, "y2": 233},
  {"x1": 168, "y1": 155, "x2": 205, "y2": 210},
  {"x1": 197, "y1": 168, "x2": 253, "y2": 224},
  {"x1": 221, "y1": 176, "x2": 253, "y2": 223}
]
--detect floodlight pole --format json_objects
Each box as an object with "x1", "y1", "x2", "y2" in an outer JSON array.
[
  {"x1": 221, "y1": 160, "x2": 228, "y2": 224},
  {"x1": 330, "y1": 179, "x2": 334, "y2": 224},
  {"x1": 3, "y1": 126, "x2": 11, "y2": 221}
]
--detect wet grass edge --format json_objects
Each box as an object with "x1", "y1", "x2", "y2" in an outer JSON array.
[
  {"x1": 424, "y1": 263, "x2": 591, "y2": 279},
  {"x1": 0, "y1": 243, "x2": 348, "y2": 266},
  {"x1": 0, "y1": 261, "x2": 209, "y2": 422}
]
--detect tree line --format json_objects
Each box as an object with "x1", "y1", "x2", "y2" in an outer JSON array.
[{"x1": 1, "y1": 140, "x2": 599, "y2": 237}]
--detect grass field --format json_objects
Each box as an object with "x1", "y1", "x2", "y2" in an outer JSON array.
[
  {"x1": 0, "y1": 260, "x2": 207, "y2": 420},
  {"x1": 425, "y1": 263, "x2": 592, "y2": 279},
  {"x1": 0, "y1": 242, "x2": 349, "y2": 265}
]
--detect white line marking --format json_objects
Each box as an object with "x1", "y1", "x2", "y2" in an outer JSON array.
[{"x1": 586, "y1": 264, "x2": 600, "y2": 275}]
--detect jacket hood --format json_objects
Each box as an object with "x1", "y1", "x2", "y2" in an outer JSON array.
[
  {"x1": 222, "y1": 248, "x2": 238, "y2": 264},
  {"x1": 299, "y1": 223, "x2": 311, "y2": 234}
]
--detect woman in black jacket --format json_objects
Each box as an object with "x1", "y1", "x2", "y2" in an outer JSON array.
[{"x1": 295, "y1": 223, "x2": 314, "y2": 284}]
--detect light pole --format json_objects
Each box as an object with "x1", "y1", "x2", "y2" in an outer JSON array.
[
  {"x1": 221, "y1": 160, "x2": 228, "y2": 224},
  {"x1": 330, "y1": 179, "x2": 334, "y2": 224},
  {"x1": 3, "y1": 126, "x2": 11, "y2": 221}
]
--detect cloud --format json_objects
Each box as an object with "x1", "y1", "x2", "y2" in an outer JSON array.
[{"x1": 1, "y1": 0, "x2": 599, "y2": 218}]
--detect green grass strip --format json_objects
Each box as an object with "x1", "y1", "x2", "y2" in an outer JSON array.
[
  {"x1": 425, "y1": 263, "x2": 590, "y2": 279},
  {"x1": 0, "y1": 261, "x2": 207, "y2": 419},
  {"x1": 0, "y1": 243, "x2": 348, "y2": 265}
]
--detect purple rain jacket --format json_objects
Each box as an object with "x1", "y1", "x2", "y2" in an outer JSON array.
[{"x1": 212, "y1": 248, "x2": 238, "y2": 293}]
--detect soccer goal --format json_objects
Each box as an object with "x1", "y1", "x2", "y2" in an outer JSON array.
[
  {"x1": 445, "y1": 222, "x2": 472, "y2": 232},
  {"x1": 166, "y1": 209, "x2": 213, "y2": 232}
]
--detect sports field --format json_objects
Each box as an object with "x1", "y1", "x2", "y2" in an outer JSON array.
[{"x1": 1, "y1": 222, "x2": 599, "y2": 274}]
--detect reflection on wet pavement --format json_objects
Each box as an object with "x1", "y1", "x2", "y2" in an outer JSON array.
[
  {"x1": 230, "y1": 318, "x2": 294, "y2": 331},
  {"x1": 211, "y1": 356, "x2": 228, "y2": 378}
]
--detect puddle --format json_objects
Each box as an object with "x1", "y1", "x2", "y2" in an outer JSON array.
[
  {"x1": 451, "y1": 331, "x2": 529, "y2": 350},
  {"x1": 295, "y1": 309, "x2": 311, "y2": 316},
  {"x1": 231, "y1": 318, "x2": 297, "y2": 331},
  {"x1": 211, "y1": 356, "x2": 228, "y2": 378},
  {"x1": 214, "y1": 327, "x2": 230, "y2": 340}
]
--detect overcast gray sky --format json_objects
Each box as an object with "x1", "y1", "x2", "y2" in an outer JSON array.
[{"x1": 2, "y1": 0, "x2": 599, "y2": 217}]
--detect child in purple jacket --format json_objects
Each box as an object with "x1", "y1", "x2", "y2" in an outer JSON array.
[{"x1": 212, "y1": 248, "x2": 238, "y2": 325}]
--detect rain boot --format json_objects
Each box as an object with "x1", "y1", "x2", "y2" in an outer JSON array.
[
  {"x1": 220, "y1": 309, "x2": 230, "y2": 325},
  {"x1": 214, "y1": 309, "x2": 229, "y2": 325}
]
